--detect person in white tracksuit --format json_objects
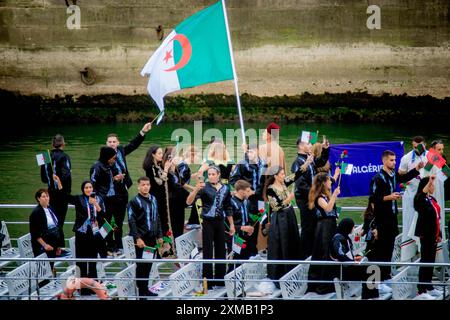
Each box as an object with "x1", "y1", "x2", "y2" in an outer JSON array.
[{"x1": 398, "y1": 137, "x2": 429, "y2": 253}]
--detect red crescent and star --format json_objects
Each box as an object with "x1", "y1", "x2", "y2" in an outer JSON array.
[{"x1": 163, "y1": 34, "x2": 192, "y2": 72}]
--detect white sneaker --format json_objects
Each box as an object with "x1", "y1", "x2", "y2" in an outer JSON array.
[
  {"x1": 427, "y1": 289, "x2": 443, "y2": 298},
  {"x1": 414, "y1": 293, "x2": 435, "y2": 300},
  {"x1": 378, "y1": 284, "x2": 393, "y2": 293}
]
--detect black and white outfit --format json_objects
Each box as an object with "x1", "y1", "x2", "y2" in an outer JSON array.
[
  {"x1": 307, "y1": 195, "x2": 338, "y2": 294},
  {"x1": 110, "y1": 132, "x2": 146, "y2": 251},
  {"x1": 69, "y1": 194, "x2": 107, "y2": 279},
  {"x1": 90, "y1": 147, "x2": 117, "y2": 252},
  {"x1": 195, "y1": 182, "x2": 233, "y2": 288},
  {"x1": 369, "y1": 167, "x2": 419, "y2": 281},
  {"x1": 291, "y1": 148, "x2": 329, "y2": 259},
  {"x1": 40, "y1": 148, "x2": 71, "y2": 247},
  {"x1": 414, "y1": 191, "x2": 441, "y2": 294},
  {"x1": 29, "y1": 205, "x2": 63, "y2": 261},
  {"x1": 266, "y1": 177, "x2": 301, "y2": 282},
  {"x1": 128, "y1": 193, "x2": 162, "y2": 297},
  {"x1": 145, "y1": 162, "x2": 170, "y2": 236},
  {"x1": 229, "y1": 195, "x2": 258, "y2": 261}
]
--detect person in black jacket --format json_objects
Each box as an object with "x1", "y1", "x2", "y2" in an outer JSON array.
[
  {"x1": 186, "y1": 166, "x2": 235, "y2": 289},
  {"x1": 29, "y1": 188, "x2": 63, "y2": 265},
  {"x1": 369, "y1": 150, "x2": 423, "y2": 282},
  {"x1": 54, "y1": 177, "x2": 107, "y2": 280},
  {"x1": 414, "y1": 175, "x2": 443, "y2": 297},
  {"x1": 228, "y1": 180, "x2": 257, "y2": 266},
  {"x1": 105, "y1": 122, "x2": 152, "y2": 254},
  {"x1": 90, "y1": 146, "x2": 117, "y2": 255},
  {"x1": 127, "y1": 176, "x2": 163, "y2": 298},
  {"x1": 164, "y1": 146, "x2": 192, "y2": 239},
  {"x1": 291, "y1": 136, "x2": 330, "y2": 259},
  {"x1": 40, "y1": 134, "x2": 71, "y2": 248}
]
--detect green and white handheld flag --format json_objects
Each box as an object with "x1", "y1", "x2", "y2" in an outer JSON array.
[
  {"x1": 300, "y1": 131, "x2": 319, "y2": 144},
  {"x1": 141, "y1": 1, "x2": 234, "y2": 124},
  {"x1": 36, "y1": 151, "x2": 51, "y2": 166},
  {"x1": 99, "y1": 221, "x2": 113, "y2": 239},
  {"x1": 341, "y1": 162, "x2": 354, "y2": 175}
]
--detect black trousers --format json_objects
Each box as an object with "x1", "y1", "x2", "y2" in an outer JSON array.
[
  {"x1": 202, "y1": 219, "x2": 226, "y2": 288},
  {"x1": 372, "y1": 225, "x2": 397, "y2": 281},
  {"x1": 75, "y1": 231, "x2": 106, "y2": 279},
  {"x1": 187, "y1": 204, "x2": 200, "y2": 225},
  {"x1": 104, "y1": 195, "x2": 127, "y2": 251},
  {"x1": 297, "y1": 199, "x2": 318, "y2": 259},
  {"x1": 49, "y1": 189, "x2": 69, "y2": 247},
  {"x1": 169, "y1": 189, "x2": 188, "y2": 239},
  {"x1": 418, "y1": 238, "x2": 436, "y2": 293},
  {"x1": 135, "y1": 235, "x2": 157, "y2": 297}
]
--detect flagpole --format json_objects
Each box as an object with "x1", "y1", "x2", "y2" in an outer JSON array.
[{"x1": 222, "y1": 0, "x2": 246, "y2": 143}]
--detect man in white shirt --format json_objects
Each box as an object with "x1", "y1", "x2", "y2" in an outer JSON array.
[{"x1": 398, "y1": 136, "x2": 428, "y2": 259}]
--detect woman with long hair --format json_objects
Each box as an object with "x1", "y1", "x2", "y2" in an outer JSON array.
[
  {"x1": 163, "y1": 146, "x2": 192, "y2": 239},
  {"x1": 262, "y1": 166, "x2": 300, "y2": 284},
  {"x1": 143, "y1": 145, "x2": 172, "y2": 236},
  {"x1": 307, "y1": 172, "x2": 340, "y2": 294},
  {"x1": 198, "y1": 138, "x2": 234, "y2": 183}
]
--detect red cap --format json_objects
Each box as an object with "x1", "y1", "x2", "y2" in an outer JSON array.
[{"x1": 266, "y1": 122, "x2": 280, "y2": 134}]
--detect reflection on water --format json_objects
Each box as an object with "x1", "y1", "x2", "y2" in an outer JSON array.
[{"x1": 0, "y1": 122, "x2": 448, "y2": 204}]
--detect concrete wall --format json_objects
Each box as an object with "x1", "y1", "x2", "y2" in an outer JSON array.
[{"x1": 0, "y1": 0, "x2": 449, "y2": 98}]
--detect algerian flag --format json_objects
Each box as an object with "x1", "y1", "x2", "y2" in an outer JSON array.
[
  {"x1": 232, "y1": 235, "x2": 245, "y2": 254},
  {"x1": 300, "y1": 131, "x2": 319, "y2": 144},
  {"x1": 141, "y1": 1, "x2": 234, "y2": 124},
  {"x1": 143, "y1": 246, "x2": 156, "y2": 259},
  {"x1": 437, "y1": 168, "x2": 448, "y2": 182},
  {"x1": 36, "y1": 151, "x2": 51, "y2": 166},
  {"x1": 99, "y1": 221, "x2": 113, "y2": 239},
  {"x1": 424, "y1": 162, "x2": 434, "y2": 171},
  {"x1": 341, "y1": 162, "x2": 353, "y2": 175},
  {"x1": 442, "y1": 165, "x2": 450, "y2": 178}
]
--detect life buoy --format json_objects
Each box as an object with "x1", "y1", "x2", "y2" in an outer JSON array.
[{"x1": 58, "y1": 277, "x2": 109, "y2": 300}]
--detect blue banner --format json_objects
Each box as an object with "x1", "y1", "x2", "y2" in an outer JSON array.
[{"x1": 329, "y1": 141, "x2": 404, "y2": 197}]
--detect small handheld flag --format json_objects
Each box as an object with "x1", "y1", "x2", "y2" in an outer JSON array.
[
  {"x1": 426, "y1": 148, "x2": 446, "y2": 169},
  {"x1": 300, "y1": 131, "x2": 319, "y2": 144},
  {"x1": 232, "y1": 234, "x2": 246, "y2": 254},
  {"x1": 341, "y1": 162, "x2": 353, "y2": 175},
  {"x1": 36, "y1": 151, "x2": 52, "y2": 166},
  {"x1": 99, "y1": 221, "x2": 113, "y2": 239}
]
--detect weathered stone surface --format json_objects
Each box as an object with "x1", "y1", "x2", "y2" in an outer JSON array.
[{"x1": 0, "y1": 0, "x2": 449, "y2": 98}]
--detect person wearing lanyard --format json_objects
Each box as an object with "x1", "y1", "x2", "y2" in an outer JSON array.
[
  {"x1": 369, "y1": 150, "x2": 423, "y2": 295},
  {"x1": 29, "y1": 188, "x2": 63, "y2": 266},
  {"x1": 413, "y1": 175, "x2": 443, "y2": 299},
  {"x1": 398, "y1": 136, "x2": 427, "y2": 244},
  {"x1": 54, "y1": 178, "x2": 107, "y2": 280},
  {"x1": 105, "y1": 121, "x2": 152, "y2": 255},
  {"x1": 186, "y1": 166, "x2": 235, "y2": 289},
  {"x1": 127, "y1": 176, "x2": 163, "y2": 299},
  {"x1": 228, "y1": 180, "x2": 257, "y2": 269}
]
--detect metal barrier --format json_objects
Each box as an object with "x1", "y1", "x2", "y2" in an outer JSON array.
[{"x1": 0, "y1": 256, "x2": 449, "y2": 300}]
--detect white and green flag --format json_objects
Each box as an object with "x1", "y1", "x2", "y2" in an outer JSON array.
[
  {"x1": 300, "y1": 131, "x2": 319, "y2": 144},
  {"x1": 341, "y1": 162, "x2": 354, "y2": 175},
  {"x1": 99, "y1": 221, "x2": 113, "y2": 239},
  {"x1": 36, "y1": 151, "x2": 51, "y2": 166},
  {"x1": 141, "y1": 1, "x2": 234, "y2": 124}
]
